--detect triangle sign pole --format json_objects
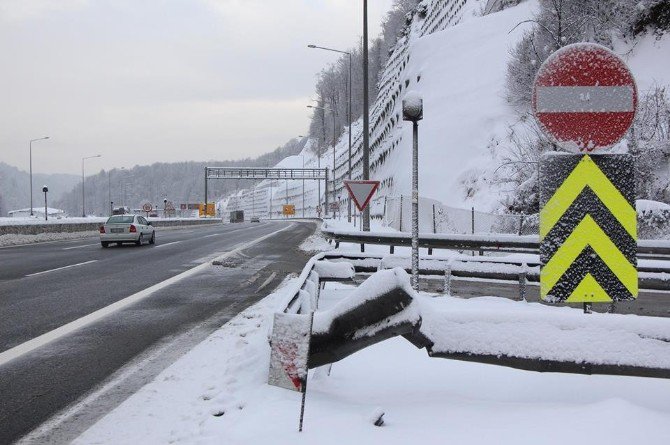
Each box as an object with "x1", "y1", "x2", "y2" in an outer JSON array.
[{"x1": 344, "y1": 180, "x2": 380, "y2": 212}]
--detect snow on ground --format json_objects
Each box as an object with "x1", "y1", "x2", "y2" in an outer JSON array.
[
  {"x1": 76, "y1": 264, "x2": 670, "y2": 444},
  {"x1": 0, "y1": 216, "x2": 106, "y2": 226},
  {"x1": 0, "y1": 231, "x2": 99, "y2": 247}
]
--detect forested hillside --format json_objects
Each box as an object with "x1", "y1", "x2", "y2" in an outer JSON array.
[{"x1": 53, "y1": 138, "x2": 306, "y2": 216}]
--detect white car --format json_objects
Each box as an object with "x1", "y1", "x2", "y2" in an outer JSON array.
[{"x1": 99, "y1": 215, "x2": 155, "y2": 247}]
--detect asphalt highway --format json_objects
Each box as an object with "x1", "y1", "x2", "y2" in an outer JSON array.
[{"x1": 0, "y1": 220, "x2": 316, "y2": 444}]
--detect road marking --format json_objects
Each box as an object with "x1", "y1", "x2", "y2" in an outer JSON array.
[
  {"x1": 25, "y1": 260, "x2": 98, "y2": 277},
  {"x1": 202, "y1": 233, "x2": 221, "y2": 238},
  {"x1": 62, "y1": 243, "x2": 99, "y2": 250},
  {"x1": 0, "y1": 223, "x2": 294, "y2": 368},
  {"x1": 155, "y1": 241, "x2": 181, "y2": 248},
  {"x1": 257, "y1": 272, "x2": 278, "y2": 293}
]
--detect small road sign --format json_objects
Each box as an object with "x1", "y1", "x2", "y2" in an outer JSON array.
[
  {"x1": 532, "y1": 43, "x2": 637, "y2": 152},
  {"x1": 283, "y1": 204, "x2": 295, "y2": 216},
  {"x1": 142, "y1": 203, "x2": 153, "y2": 213},
  {"x1": 540, "y1": 154, "x2": 637, "y2": 303},
  {"x1": 344, "y1": 180, "x2": 380, "y2": 212}
]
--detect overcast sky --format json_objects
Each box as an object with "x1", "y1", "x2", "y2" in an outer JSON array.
[{"x1": 0, "y1": 0, "x2": 393, "y2": 175}]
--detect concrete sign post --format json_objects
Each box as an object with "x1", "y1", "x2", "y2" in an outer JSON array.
[{"x1": 534, "y1": 43, "x2": 638, "y2": 311}]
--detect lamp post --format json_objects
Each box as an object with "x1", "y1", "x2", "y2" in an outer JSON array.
[
  {"x1": 29, "y1": 136, "x2": 49, "y2": 216},
  {"x1": 82, "y1": 154, "x2": 101, "y2": 217},
  {"x1": 298, "y1": 135, "x2": 307, "y2": 218},
  {"x1": 362, "y1": 0, "x2": 371, "y2": 232},
  {"x1": 307, "y1": 104, "x2": 337, "y2": 218},
  {"x1": 308, "y1": 44, "x2": 353, "y2": 222},
  {"x1": 402, "y1": 92, "x2": 423, "y2": 291}
]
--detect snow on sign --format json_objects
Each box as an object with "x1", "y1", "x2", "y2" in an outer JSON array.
[
  {"x1": 532, "y1": 43, "x2": 637, "y2": 152},
  {"x1": 344, "y1": 180, "x2": 380, "y2": 212},
  {"x1": 268, "y1": 313, "x2": 312, "y2": 392},
  {"x1": 540, "y1": 154, "x2": 637, "y2": 303}
]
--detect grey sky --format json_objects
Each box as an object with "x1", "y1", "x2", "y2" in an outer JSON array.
[{"x1": 0, "y1": 0, "x2": 393, "y2": 175}]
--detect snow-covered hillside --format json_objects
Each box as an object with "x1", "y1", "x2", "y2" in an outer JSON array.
[{"x1": 225, "y1": 0, "x2": 670, "y2": 220}]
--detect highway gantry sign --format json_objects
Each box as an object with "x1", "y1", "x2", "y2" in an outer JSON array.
[
  {"x1": 532, "y1": 43, "x2": 637, "y2": 152},
  {"x1": 344, "y1": 180, "x2": 380, "y2": 211},
  {"x1": 540, "y1": 154, "x2": 637, "y2": 303}
]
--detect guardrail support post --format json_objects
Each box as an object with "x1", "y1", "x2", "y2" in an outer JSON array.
[
  {"x1": 518, "y1": 268, "x2": 527, "y2": 302},
  {"x1": 390, "y1": 245, "x2": 394, "y2": 254},
  {"x1": 360, "y1": 243, "x2": 365, "y2": 253},
  {"x1": 443, "y1": 261, "x2": 452, "y2": 295}
]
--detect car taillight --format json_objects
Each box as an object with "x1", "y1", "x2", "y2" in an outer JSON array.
[
  {"x1": 129, "y1": 224, "x2": 137, "y2": 233},
  {"x1": 99, "y1": 226, "x2": 105, "y2": 234}
]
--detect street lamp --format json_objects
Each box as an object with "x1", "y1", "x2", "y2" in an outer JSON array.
[
  {"x1": 403, "y1": 91, "x2": 423, "y2": 291},
  {"x1": 82, "y1": 154, "x2": 101, "y2": 217},
  {"x1": 29, "y1": 136, "x2": 49, "y2": 216},
  {"x1": 362, "y1": 0, "x2": 371, "y2": 232},
  {"x1": 307, "y1": 104, "x2": 337, "y2": 218},
  {"x1": 308, "y1": 44, "x2": 353, "y2": 223},
  {"x1": 298, "y1": 135, "x2": 307, "y2": 218}
]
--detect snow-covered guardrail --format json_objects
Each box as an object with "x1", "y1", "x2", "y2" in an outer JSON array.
[
  {"x1": 321, "y1": 227, "x2": 670, "y2": 257},
  {"x1": 0, "y1": 218, "x2": 221, "y2": 236}
]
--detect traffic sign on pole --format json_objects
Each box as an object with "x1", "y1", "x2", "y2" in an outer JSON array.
[
  {"x1": 536, "y1": 44, "x2": 638, "y2": 306},
  {"x1": 532, "y1": 43, "x2": 637, "y2": 152},
  {"x1": 344, "y1": 180, "x2": 379, "y2": 212}
]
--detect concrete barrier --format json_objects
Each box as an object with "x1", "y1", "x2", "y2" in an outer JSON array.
[{"x1": 0, "y1": 218, "x2": 221, "y2": 236}]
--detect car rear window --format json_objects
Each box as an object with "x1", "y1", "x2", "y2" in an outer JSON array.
[{"x1": 107, "y1": 216, "x2": 134, "y2": 224}]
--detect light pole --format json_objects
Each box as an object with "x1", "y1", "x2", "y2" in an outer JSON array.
[
  {"x1": 82, "y1": 154, "x2": 101, "y2": 217},
  {"x1": 403, "y1": 92, "x2": 423, "y2": 291},
  {"x1": 298, "y1": 135, "x2": 307, "y2": 218},
  {"x1": 308, "y1": 44, "x2": 353, "y2": 222},
  {"x1": 307, "y1": 104, "x2": 337, "y2": 218},
  {"x1": 29, "y1": 136, "x2": 49, "y2": 216},
  {"x1": 362, "y1": 0, "x2": 371, "y2": 231}
]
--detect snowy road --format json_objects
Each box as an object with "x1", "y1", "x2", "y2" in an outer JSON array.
[{"x1": 0, "y1": 220, "x2": 316, "y2": 444}]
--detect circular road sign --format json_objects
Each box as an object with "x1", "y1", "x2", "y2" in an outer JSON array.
[
  {"x1": 532, "y1": 43, "x2": 637, "y2": 152},
  {"x1": 142, "y1": 203, "x2": 153, "y2": 213}
]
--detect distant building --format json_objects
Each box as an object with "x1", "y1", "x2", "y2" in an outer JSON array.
[{"x1": 8, "y1": 207, "x2": 67, "y2": 219}]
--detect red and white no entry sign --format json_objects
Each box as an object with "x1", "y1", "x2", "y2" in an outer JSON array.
[{"x1": 532, "y1": 43, "x2": 637, "y2": 152}]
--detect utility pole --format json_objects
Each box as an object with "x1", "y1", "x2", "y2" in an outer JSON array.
[
  {"x1": 29, "y1": 136, "x2": 49, "y2": 217},
  {"x1": 362, "y1": 0, "x2": 371, "y2": 231}
]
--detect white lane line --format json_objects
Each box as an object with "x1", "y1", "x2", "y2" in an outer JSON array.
[
  {"x1": 202, "y1": 233, "x2": 221, "y2": 238},
  {"x1": 25, "y1": 260, "x2": 98, "y2": 277},
  {"x1": 0, "y1": 223, "x2": 295, "y2": 368},
  {"x1": 155, "y1": 241, "x2": 181, "y2": 248},
  {"x1": 62, "y1": 243, "x2": 99, "y2": 250}
]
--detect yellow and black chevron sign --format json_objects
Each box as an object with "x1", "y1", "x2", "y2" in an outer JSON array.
[{"x1": 540, "y1": 154, "x2": 637, "y2": 303}]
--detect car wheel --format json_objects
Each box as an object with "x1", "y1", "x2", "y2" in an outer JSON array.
[
  {"x1": 136, "y1": 234, "x2": 143, "y2": 246},
  {"x1": 149, "y1": 231, "x2": 155, "y2": 245},
  {"x1": 101, "y1": 241, "x2": 109, "y2": 248}
]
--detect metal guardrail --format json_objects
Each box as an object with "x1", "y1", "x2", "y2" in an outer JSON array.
[{"x1": 321, "y1": 228, "x2": 670, "y2": 257}]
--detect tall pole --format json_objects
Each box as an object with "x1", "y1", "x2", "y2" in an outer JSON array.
[
  {"x1": 348, "y1": 52, "x2": 352, "y2": 223},
  {"x1": 204, "y1": 167, "x2": 208, "y2": 217},
  {"x1": 362, "y1": 0, "x2": 371, "y2": 231},
  {"x1": 306, "y1": 45, "x2": 353, "y2": 222},
  {"x1": 82, "y1": 154, "x2": 101, "y2": 217},
  {"x1": 108, "y1": 170, "x2": 111, "y2": 215},
  {"x1": 332, "y1": 112, "x2": 336, "y2": 219},
  {"x1": 411, "y1": 121, "x2": 419, "y2": 290},
  {"x1": 302, "y1": 155, "x2": 305, "y2": 218},
  {"x1": 29, "y1": 136, "x2": 49, "y2": 216}
]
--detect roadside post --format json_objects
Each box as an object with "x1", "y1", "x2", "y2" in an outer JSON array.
[
  {"x1": 402, "y1": 91, "x2": 423, "y2": 291},
  {"x1": 533, "y1": 43, "x2": 638, "y2": 313},
  {"x1": 42, "y1": 186, "x2": 48, "y2": 221}
]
